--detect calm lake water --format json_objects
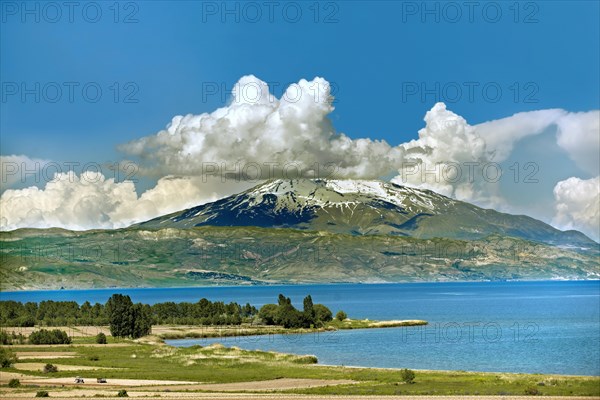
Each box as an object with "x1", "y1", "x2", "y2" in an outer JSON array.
[{"x1": 2, "y1": 281, "x2": 599, "y2": 375}]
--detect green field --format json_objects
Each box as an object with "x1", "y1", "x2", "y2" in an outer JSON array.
[{"x1": 2, "y1": 339, "x2": 599, "y2": 396}]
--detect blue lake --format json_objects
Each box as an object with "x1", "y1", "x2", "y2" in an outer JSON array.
[{"x1": 2, "y1": 281, "x2": 599, "y2": 375}]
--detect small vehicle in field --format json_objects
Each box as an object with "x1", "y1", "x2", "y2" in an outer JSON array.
[
  {"x1": 97, "y1": 378, "x2": 107, "y2": 383},
  {"x1": 74, "y1": 377, "x2": 85, "y2": 384}
]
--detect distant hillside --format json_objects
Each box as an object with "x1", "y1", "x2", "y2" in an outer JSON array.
[{"x1": 1, "y1": 226, "x2": 598, "y2": 290}]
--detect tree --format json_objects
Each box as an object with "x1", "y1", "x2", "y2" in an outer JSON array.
[
  {"x1": 96, "y1": 332, "x2": 107, "y2": 344},
  {"x1": 106, "y1": 294, "x2": 134, "y2": 338},
  {"x1": 0, "y1": 347, "x2": 17, "y2": 368},
  {"x1": 336, "y1": 310, "x2": 347, "y2": 321},
  {"x1": 258, "y1": 304, "x2": 278, "y2": 325},
  {"x1": 131, "y1": 304, "x2": 152, "y2": 339},
  {"x1": 313, "y1": 304, "x2": 333, "y2": 323},
  {"x1": 276, "y1": 303, "x2": 303, "y2": 328},
  {"x1": 0, "y1": 331, "x2": 11, "y2": 345},
  {"x1": 400, "y1": 368, "x2": 415, "y2": 384},
  {"x1": 303, "y1": 295, "x2": 315, "y2": 326},
  {"x1": 278, "y1": 294, "x2": 291, "y2": 306},
  {"x1": 29, "y1": 329, "x2": 71, "y2": 345}
]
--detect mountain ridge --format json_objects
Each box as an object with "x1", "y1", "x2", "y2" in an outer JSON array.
[{"x1": 137, "y1": 178, "x2": 596, "y2": 247}]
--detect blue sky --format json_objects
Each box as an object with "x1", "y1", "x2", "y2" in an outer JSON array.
[{"x1": 2, "y1": 1, "x2": 598, "y2": 162}]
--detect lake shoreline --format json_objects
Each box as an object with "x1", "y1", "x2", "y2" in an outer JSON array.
[
  {"x1": 2, "y1": 281, "x2": 598, "y2": 376},
  {"x1": 3, "y1": 278, "x2": 600, "y2": 293},
  {"x1": 156, "y1": 319, "x2": 428, "y2": 340}
]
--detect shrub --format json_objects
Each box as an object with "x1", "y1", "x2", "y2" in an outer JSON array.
[
  {"x1": 43, "y1": 363, "x2": 58, "y2": 373},
  {"x1": 117, "y1": 389, "x2": 129, "y2": 397},
  {"x1": 35, "y1": 391, "x2": 49, "y2": 397},
  {"x1": 29, "y1": 329, "x2": 71, "y2": 345},
  {"x1": 8, "y1": 378, "x2": 21, "y2": 388},
  {"x1": 524, "y1": 387, "x2": 541, "y2": 395},
  {"x1": 0, "y1": 347, "x2": 17, "y2": 368},
  {"x1": 95, "y1": 332, "x2": 107, "y2": 344},
  {"x1": 400, "y1": 368, "x2": 416, "y2": 384},
  {"x1": 0, "y1": 331, "x2": 11, "y2": 345},
  {"x1": 335, "y1": 310, "x2": 347, "y2": 321}
]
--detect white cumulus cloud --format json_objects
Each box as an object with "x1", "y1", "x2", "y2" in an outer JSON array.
[
  {"x1": 119, "y1": 75, "x2": 403, "y2": 180},
  {"x1": 553, "y1": 176, "x2": 600, "y2": 241},
  {"x1": 0, "y1": 172, "x2": 246, "y2": 230}
]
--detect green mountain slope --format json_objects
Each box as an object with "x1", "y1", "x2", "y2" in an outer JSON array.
[{"x1": 1, "y1": 226, "x2": 598, "y2": 290}]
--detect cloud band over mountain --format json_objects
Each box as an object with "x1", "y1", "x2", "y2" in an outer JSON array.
[{"x1": 1, "y1": 76, "x2": 598, "y2": 241}]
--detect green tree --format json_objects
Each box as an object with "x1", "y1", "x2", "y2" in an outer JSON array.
[
  {"x1": 0, "y1": 331, "x2": 11, "y2": 345},
  {"x1": 278, "y1": 294, "x2": 291, "y2": 306},
  {"x1": 131, "y1": 304, "x2": 152, "y2": 339},
  {"x1": 313, "y1": 304, "x2": 333, "y2": 323},
  {"x1": 276, "y1": 303, "x2": 303, "y2": 328},
  {"x1": 29, "y1": 329, "x2": 71, "y2": 345},
  {"x1": 95, "y1": 332, "x2": 107, "y2": 344},
  {"x1": 258, "y1": 304, "x2": 278, "y2": 325},
  {"x1": 0, "y1": 347, "x2": 17, "y2": 368},
  {"x1": 303, "y1": 295, "x2": 315, "y2": 326},
  {"x1": 336, "y1": 310, "x2": 347, "y2": 321},
  {"x1": 106, "y1": 294, "x2": 134, "y2": 338}
]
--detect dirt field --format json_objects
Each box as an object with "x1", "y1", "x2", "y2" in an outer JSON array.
[
  {"x1": 14, "y1": 351, "x2": 77, "y2": 359},
  {"x1": 1, "y1": 326, "x2": 111, "y2": 337},
  {"x1": 12, "y1": 362, "x2": 118, "y2": 372}
]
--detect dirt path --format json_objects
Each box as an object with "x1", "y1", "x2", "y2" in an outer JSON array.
[
  {"x1": 142, "y1": 378, "x2": 356, "y2": 391},
  {"x1": 1, "y1": 392, "x2": 598, "y2": 399}
]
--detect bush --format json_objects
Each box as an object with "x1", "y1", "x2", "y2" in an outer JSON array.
[
  {"x1": 335, "y1": 310, "x2": 347, "y2": 321},
  {"x1": 400, "y1": 368, "x2": 415, "y2": 384},
  {"x1": 0, "y1": 347, "x2": 17, "y2": 368},
  {"x1": 117, "y1": 389, "x2": 129, "y2": 397},
  {"x1": 8, "y1": 378, "x2": 21, "y2": 388},
  {"x1": 43, "y1": 363, "x2": 58, "y2": 373},
  {"x1": 95, "y1": 332, "x2": 107, "y2": 344},
  {"x1": 0, "y1": 331, "x2": 11, "y2": 345},
  {"x1": 524, "y1": 387, "x2": 541, "y2": 395},
  {"x1": 29, "y1": 329, "x2": 71, "y2": 345},
  {"x1": 35, "y1": 391, "x2": 49, "y2": 397}
]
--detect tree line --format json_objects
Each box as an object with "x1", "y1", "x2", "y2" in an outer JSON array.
[
  {"x1": 0, "y1": 297, "x2": 258, "y2": 327},
  {"x1": 258, "y1": 294, "x2": 333, "y2": 328},
  {"x1": 0, "y1": 293, "x2": 339, "y2": 333}
]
